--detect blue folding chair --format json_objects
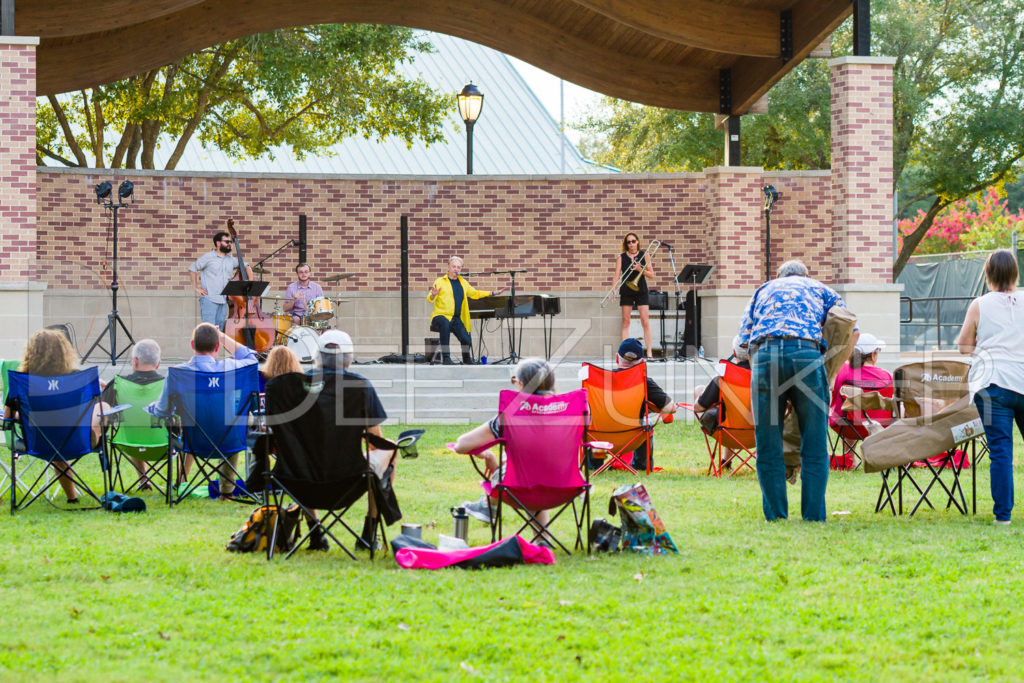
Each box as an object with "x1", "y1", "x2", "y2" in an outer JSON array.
[
  {"x1": 4, "y1": 367, "x2": 110, "y2": 511},
  {"x1": 162, "y1": 363, "x2": 259, "y2": 505}
]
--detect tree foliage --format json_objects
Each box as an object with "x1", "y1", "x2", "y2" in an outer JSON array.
[
  {"x1": 578, "y1": 0, "x2": 1024, "y2": 279},
  {"x1": 898, "y1": 186, "x2": 1024, "y2": 255},
  {"x1": 36, "y1": 24, "x2": 451, "y2": 170}
]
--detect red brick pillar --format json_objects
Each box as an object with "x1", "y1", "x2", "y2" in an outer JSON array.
[
  {"x1": 701, "y1": 166, "x2": 764, "y2": 357},
  {"x1": 830, "y1": 56, "x2": 896, "y2": 285},
  {"x1": 830, "y1": 55, "x2": 901, "y2": 353},
  {"x1": 0, "y1": 37, "x2": 44, "y2": 356}
]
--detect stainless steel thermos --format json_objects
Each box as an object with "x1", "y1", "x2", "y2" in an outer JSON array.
[{"x1": 451, "y1": 506, "x2": 469, "y2": 541}]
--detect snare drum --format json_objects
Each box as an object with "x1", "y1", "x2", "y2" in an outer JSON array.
[
  {"x1": 306, "y1": 296, "x2": 335, "y2": 322},
  {"x1": 283, "y1": 326, "x2": 320, "y2": 363}
]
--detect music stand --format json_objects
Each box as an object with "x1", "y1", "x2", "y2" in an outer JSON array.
[
  {"x1": 221, "y1": 280, "x2": 269, "y2": 350},
  {"x1": 675, "y1": 264, "x2": 713, "y2": 360}
]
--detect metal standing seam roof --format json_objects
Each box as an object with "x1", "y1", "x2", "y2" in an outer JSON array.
[{"x1": 152, "y1": 31, "x2": 612, "y2": 176}]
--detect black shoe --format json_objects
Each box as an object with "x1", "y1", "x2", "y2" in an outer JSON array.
[
  {"x1": 307, "y1": 528, "x2": 329, "y2": 551},
  {"x1": 442, "y1": 358, "x2": 455, "y2": 365}
]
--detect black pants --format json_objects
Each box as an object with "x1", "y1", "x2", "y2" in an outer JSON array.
[{"x1": 431, "y1": 315, "x2": 473, "y2": 363}]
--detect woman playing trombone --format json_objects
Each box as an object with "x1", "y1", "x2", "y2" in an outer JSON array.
[{"x1": 613, "y1": 232, "x2": 655, "y2": 358}]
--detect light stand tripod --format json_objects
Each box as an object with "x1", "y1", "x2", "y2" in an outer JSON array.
[
  {"x1": 82, "y1": 181, "x2": 136, "y2": 365},
  {"x1": 763, "y1": 184, "x2": 779, "y2": 279}
]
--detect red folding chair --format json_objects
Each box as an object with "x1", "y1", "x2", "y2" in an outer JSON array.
[
  {"x1": 829, "y1": 376, "x2": 894, "y2": 470},
  {"x1": 705, "y1": 360, "x2": 756, "y2": 478},
  {"x1": 581, "y1": 362, "x2": 655, "y2": 475}
]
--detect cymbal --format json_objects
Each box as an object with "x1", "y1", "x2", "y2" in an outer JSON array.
[
  {"x1": 322, "y1": 272, "x2": 357, "y2": 282},
  {"x1": 251, "y1": 265, "x2": 272, "y2": 275},
  {"x1": 261, "y1": 294, "x2": 285, "y2": 300}
]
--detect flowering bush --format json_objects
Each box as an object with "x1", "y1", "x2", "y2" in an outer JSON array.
[{"x1": 898, "y1": 187, "x2": 1024, "y2": 255}]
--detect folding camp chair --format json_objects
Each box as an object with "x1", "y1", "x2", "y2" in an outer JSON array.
[
  {"x1": 4, "y1": 367, "x2": 111, "y2": 511},
  {"x1": 581, "y1": 362, "x2": 656, "y2": 475},
  {"x1": 460, "y1": 389, "x2": 597, "y2": 555},
  {"x1": 828, "y1": 375, "x2": 894, "y2": 470},
  {"x1": 864, "y1": 360, "x2": 985, "y2": 516},
  {"x1": 108, "y1": 376, "x2": 171, "y2": 502},
  {"x1": 700, "y1": 360, "x2": 756, "y2": 478},
  {"x1": 161, "y1": 363, "x2": 260, "y2": 506},
  {"x1": 260, "y1": 372, "x2": 419, "y2": 560},
  {"x1": 0, "y1": 358, "x2": 45, "y2": 502}
]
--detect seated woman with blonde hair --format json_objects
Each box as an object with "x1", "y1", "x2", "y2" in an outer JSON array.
[
  {"x1": 262, "y1": 345, "x2": 301, "y2": 379},
  {"x1": 4, "y1": 328, "x2": 110, "y2": 503}
]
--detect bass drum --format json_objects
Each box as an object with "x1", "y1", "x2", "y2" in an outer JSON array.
[{"x1": 283, "y1": 326, "x2": 321, "y2": 363}]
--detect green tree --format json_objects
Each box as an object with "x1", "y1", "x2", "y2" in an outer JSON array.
[
  {"x1": 578, "y1": 0, "x2": 1024, "y2": 279},
  {"x1": 36, "y1": 24, "x2": 451, "y2": 170}
]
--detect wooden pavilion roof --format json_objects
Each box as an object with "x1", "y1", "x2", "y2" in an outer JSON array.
[{"x1": 16, "y1": 0, "x2": 851, "y2": 114}]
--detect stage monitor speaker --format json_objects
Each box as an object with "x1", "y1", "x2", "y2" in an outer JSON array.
[
  {"x1": 647, "y1": 289, "x2": 669, "y2": 311},
  {"x1": 682, "y1": 291, "x2": 702, "y2": 355}
]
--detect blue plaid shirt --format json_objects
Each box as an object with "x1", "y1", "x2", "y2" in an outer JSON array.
[{"x1": 737, "y1": 276, "x2": 848, "y2": 349}]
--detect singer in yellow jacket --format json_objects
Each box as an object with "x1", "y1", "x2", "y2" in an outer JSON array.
[{"x1": 427, "y1": 256, "x2": 506, "y2": 364}]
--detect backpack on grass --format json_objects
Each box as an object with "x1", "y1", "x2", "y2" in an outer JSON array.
[{"x1": 226, "y1": 504, "x2": 302, "y2": 553}]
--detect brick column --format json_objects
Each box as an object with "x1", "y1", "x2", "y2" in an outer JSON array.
[
  {"x1": 701, "y1": 166, "x2": 763, "y2": 357},
  {"x1": 830, "y1": 56, "x2": 902, "y2": 354},
  {"x1": 830, "y1": 56, "x2": 896, "y2": 285},
  {"x1": 0, "y1": 37, "x2": 44, "y2": 358}
]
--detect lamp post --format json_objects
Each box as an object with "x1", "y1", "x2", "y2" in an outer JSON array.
[{"x1": 457, "y1": 83, "x2": 484, "y2": 174}]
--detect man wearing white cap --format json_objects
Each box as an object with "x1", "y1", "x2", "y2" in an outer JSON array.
[{"x1": 311, "y1": 329, "x2": 391, "y2": 551}]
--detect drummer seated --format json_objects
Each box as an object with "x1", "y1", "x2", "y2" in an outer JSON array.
[
  {"x1": 147, "y1": 323, "x2": 259, "y2": 497},
  {"x1": 285, "y1": 263, "x2": 324, "y2": 325}
]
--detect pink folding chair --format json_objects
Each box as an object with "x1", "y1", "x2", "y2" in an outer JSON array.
[{"x1": 462, "y1": 389, "x2": 604, "y2": 554}]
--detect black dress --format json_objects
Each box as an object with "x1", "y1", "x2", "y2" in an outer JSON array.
[{"x1": 619, "y1": 250, "x2": 650, "y2": 308}]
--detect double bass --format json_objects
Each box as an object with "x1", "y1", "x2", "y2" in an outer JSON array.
[{"x1": 224, "y1": 219, "x2": 275, "y2": 353}]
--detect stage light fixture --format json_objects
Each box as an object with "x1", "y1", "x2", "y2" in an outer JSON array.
[
  {"x1": 118, "y1": 180, "x2": 134, "y2": 200},
  {"x1": 94, "y1": 181, "x2": 112, "y2": 203}
]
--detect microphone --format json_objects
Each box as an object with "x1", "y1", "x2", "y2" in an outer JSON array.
[{"x1": 660, "y1": 241, "x2": 673, "y2": 250}]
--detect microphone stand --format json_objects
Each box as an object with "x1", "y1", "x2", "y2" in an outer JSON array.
[{"x1": 663, "y1": 243, "x2": 685, "y2": 361}]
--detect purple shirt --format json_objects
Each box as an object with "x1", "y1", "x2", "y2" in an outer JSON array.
[{"x1": 284, "y1": 280, "x2": 324, "y2": 317}]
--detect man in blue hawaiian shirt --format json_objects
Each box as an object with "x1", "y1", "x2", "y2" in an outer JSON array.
[{"x1": 736, "y1": 260, "x2": 855, "y2": 522}]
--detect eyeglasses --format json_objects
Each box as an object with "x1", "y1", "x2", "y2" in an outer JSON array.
[
  {"x1": 510, "y1": 377, "x2": 520, "y2": 385},
  {"x1": 626, "y1": 239, "x2": 637, "y2": 244}
]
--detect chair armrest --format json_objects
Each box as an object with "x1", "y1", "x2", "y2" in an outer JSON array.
[
  {"x1": 366, "y1": 431, "x2": 399, "y2": 451},
  {"x1": 446, "y1": 438, "x2": 502, "y2": 456}
]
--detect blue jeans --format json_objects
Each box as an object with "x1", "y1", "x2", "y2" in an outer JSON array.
[
  {"x1": 200, "y1": 298, "x2": 227, "y2": 330},
  {"x1": 974, "y1": 384, "x2": 1024, "y2": 522},
  {"x1": 751, "y1": 339, "x2": 829, "y2": 521},
  {"x1": 431, "y1": 315, "x2": 472, "y2": 363}
]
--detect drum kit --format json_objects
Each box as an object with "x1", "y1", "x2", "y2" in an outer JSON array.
[{"x1": 261, "y1": 272, "x2": 355, "y2": 362}]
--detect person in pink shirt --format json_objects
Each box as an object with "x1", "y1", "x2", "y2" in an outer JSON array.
[{"x1": 828, "y1": 332, "x2": 893, "y2": 469}]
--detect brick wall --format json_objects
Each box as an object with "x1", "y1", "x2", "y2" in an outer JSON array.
[
  {"x1": 36, "y1": 169, "x2": 855, "y2": 296},
  {"x1": 0, "y1": 40, "x2": 38, "y2": 282}
]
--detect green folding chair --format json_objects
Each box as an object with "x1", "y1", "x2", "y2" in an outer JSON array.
[
  {"x1": 0, "y1": 358, "x2": 50, "y2": 502},
  {"x1": 108, "y1": 376, "x2": 171, "y2": 503}
]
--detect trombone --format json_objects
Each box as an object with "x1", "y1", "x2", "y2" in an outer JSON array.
[{"x1": 600, "y1": 239, "x2": 662, "y2": 307}]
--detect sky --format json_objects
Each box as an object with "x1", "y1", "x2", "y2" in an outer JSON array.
[{"x1": 507, "y1": 57, "x2": 605, "y2": 146}]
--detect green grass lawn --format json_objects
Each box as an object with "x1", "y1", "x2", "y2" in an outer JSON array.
[{"x1": 1, "y1": 421, "x2": 1020, "y2": 681}]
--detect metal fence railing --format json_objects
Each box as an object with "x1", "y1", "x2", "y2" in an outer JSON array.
[{"x1": 900, "y1": 296, "x2": 973, "y2": 351}]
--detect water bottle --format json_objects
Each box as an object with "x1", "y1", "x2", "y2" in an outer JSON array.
[
  {"x1": 698, "y1": 345, "x2": 705, "y2": 359},
  {"x1": 450, "y1": 506, "x2": 469, "y2": 542}
]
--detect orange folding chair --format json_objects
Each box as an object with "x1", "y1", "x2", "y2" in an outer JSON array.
[
  {"x1": 704, "y1": 360, "x2": 756, "y2": 478},
  {"x1": 581, "y1": 362, "x2": 654, "y2": 475}
]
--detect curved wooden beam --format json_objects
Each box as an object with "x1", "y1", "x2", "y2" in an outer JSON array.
[
  {"x1": 570, "y1": 0, "x2": 779, "y2": 57},
  {"x1": 16, "y1": 0, "x2": 206, "y2": 38},
  {"x1": 36, "y1": 0, "x2": 720, "y2": 111},
  {"x1": 730, "y1": 0, "x2": 852, "y2": 114}
]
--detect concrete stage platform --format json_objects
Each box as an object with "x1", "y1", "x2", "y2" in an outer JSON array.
[{"x1": 91, "y1": 357, "x2": 722, "y2": 425}]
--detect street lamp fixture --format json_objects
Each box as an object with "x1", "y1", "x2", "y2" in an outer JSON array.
[{"x1": 457, "y1": 83, "x2": 484, "y2": 174}]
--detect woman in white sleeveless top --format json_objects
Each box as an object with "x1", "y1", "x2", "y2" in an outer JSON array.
[{"x1": 957, "y1": 250, "x2": 1024, "y2": 525}]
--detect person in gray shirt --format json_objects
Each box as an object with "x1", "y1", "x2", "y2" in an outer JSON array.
[{"x1": 189, "y1": 231, "x2": 244, "y2": 330}]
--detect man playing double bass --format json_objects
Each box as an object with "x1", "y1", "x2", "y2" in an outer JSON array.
[
  {"x1": 189, "y1": 231, "x2": 252, "y2": 330},
  {"x1": 284, "y1": 263, "x2": 325, "y2": 326}
]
